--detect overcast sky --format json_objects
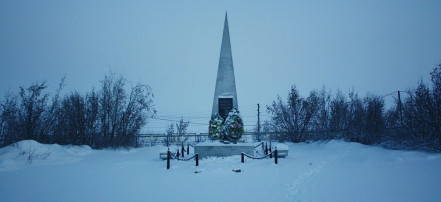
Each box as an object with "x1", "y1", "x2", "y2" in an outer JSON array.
[{"x1": 1, "y1": 1, "x2": 440, "y2": 133}]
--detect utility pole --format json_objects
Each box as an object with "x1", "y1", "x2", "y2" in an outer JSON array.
[
  {"x1": 397, "y1": 91, "x2": 403, "y2": 125},
  {"x1": 257, "y1": 103, "x2": 261, "y2": 142}
]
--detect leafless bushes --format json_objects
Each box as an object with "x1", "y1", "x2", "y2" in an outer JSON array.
[
  {"x1": 267, "y1": 86, "x2": 319, "y2": 142},
  {"x1": 165, "y1": 118, "x2": 189, "y2": 146},
  {"x1": 0, "y1": 72, "x2": 155, "y2": 149},
  {"x1": 385, "y1": 65, "x2": 441, "y2": 151},
  {"x1": 267, "y1": 65, "x2": 441, "y2": 151}
]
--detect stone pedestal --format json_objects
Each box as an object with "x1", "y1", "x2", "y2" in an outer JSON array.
[{"x1": 194, "y1": 142, "x2": 254, "y2": 158}]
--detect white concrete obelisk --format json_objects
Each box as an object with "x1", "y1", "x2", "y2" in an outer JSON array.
[{"x1": 212, "y1": 12, "x2": 239, "y2": 119}]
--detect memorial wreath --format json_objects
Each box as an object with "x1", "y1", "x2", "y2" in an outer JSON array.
[{"x1": 209, "y1": 108, "x2": 244, "y2": 142}]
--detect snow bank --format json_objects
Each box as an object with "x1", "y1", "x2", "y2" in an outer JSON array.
[
  {"x1": 275, "y1": 143, "x2": 289, "y2": 150},
  {"x1": 0, "y1": 140, "x2": 92, "y2": 171}
]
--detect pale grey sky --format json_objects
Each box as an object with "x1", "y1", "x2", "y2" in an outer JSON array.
[{"x1": 1, "y1": 1, "x2": 440, "y2": 133}]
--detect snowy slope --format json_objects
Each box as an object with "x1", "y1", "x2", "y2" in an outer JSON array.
[{"x1": 0, "y1": 140, "x2": 440, "y2": 202}]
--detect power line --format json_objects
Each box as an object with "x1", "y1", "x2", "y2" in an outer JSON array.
[
  {"x1": 379, "y1": 91, "x2": 398, "y2": 98},
  {"x1": 151, "y1": 117, "x2": 207, "y2": 125},
  {"x1": 379, "y1": 90, "x2": 415, "y2": 99}
]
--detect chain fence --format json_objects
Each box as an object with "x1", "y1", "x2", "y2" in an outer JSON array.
[{"x1": 137, "y1": 132, "x2": 286, "y2": 147}]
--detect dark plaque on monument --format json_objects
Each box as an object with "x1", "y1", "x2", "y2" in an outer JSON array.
[{"x1": 218, "y1": 98, "x2": 233, "y2": 119}]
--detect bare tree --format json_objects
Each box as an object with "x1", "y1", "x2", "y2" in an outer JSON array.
[
  {"x1": 329, "y1": 90, "x2": 348, "y2": 138},
  {"x1": 430, "y1": 65, "x2": 441, "y2": 147},
  {"x1": 346, "y1": 90, "x2": 365, "y2": 142},
  {"x1": 117, "y1": 84, "x2": 155, "y2": 147},
  {"x1": 363, "y1": 95, "x2": 385, "y2": 144},
  {"x1": 97, "y1": 72, "x2": 155, "y2": 148},
  {"x1": 18, "y1": 82, "x2": 49, "y2": 141},
  {"x1": 0, "y1": 92, "x2": 19, "y2": 147},
  {"x1": 99, "y1": 73, "x2": 126, "y2": 147},
  {"x1": 312, "y1": 87, "x2": 331, "y2": 140},
  {"x1": 175, "y1": 118, "x2": 189, "y2": 143},
  {"x1": 267, "y1": 85, "x2": 319, "y2": 142},
  {"x1": 403, "y1": 80, "x2": 437, "y2": 147},
  {"x1": 40, "y1": 77, "x2": 65, "y2": 142},
  {"x1": 60, "y1": 92, "x2": 86, "y2": 144},
  {"x1": 165, "y1": 123, "x2": 174, "y2": 147},
  {"x1": 84, "y1": 90, "x2": 100, "y2": 147}
]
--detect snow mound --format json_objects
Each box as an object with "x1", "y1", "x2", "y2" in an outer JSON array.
[{"x1": 0, "y1": 140, "x2": 92, "y2": 171}]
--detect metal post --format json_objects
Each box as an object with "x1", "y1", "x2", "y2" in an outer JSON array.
[
  {"x1": 275, "y1": 150, "x2": 278, "y2": 164},
  {"x1": 177, "y1": 149, "x2": 180, "y2": 159},
  {"x1": 241, "y1": 153, "x2": 244, "y2": 163},
  {"x1": 167, "y1": 150, "x2": 171, "y2": 169},
  {"x1": 187, "y1": 144, "x2": 190, "y2": 155},
  {"x1": 257, "y1": 103, "x2": 261, "y2": 142},
  {"x1": 181, "y1": 143, "x2": 184, "y2": 158},
  {"x1": 269, "y1": 144, "x2": 272, "y2": 158},
  {"x1": 265, "y1": 143, "x2": 268, "y2": 155},
  {"x1": 195, "y1": 154, "x2": 199, "y2": 166}
]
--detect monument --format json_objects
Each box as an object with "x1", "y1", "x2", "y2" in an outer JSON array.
[
  {"x1": 195, "y1": 13, "x2": 253, "y2": 158},
  {"x1": 212, "y1": 12, "x2": 239, "y2": 119}
]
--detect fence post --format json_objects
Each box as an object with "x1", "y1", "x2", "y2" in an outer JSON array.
[
  {"x1": 177, "y1": 149, "x2": 180, "y2": 159},
  {"x1": 187, "y1": 144, "x2": 190, "y2": 155},
  {"x1": 275, "y1": 150, "x2": 278, "y2": 164},
  {"x1": 265, "y1": 143, "x2": 268, "y2": 155},
  {"x1": 195, "y1": 154, "x2": 199, "y2": 166},
  {"x1": 167, "y1": 149, "x2": 171, "y2": 169},
  {"x1": 241, "y1": 153, "x2": 244, "y2": 163},
  {"x1": 269, "y1": 144, "x2": 272, "y2": 158},
  {"x1": 181, "y1": 143, "x2": 184, "y2": 158},
  {"x1": 261, "y1": 142, "x2": 264, "y2": 151}
]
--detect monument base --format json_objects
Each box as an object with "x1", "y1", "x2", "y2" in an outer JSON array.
[{"x1": 194, "y1": 142, "x2": 254, "y2": 159}]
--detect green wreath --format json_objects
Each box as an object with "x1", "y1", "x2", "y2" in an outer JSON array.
[
  {"x1": 208, "y1": 114, "x2": 224, "y2": 140},
  {"x1": 222, "y1": 108, "x2": 244, "y2": 142}
]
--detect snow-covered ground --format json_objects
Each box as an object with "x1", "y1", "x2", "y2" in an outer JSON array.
[{"x1": 0, "y1": 140, "x2": 440, "y2": 202}]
